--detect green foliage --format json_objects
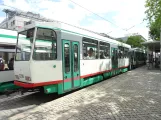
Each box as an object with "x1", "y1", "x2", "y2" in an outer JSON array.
[
  {"x1": 145, "y1": 0, "x2": 161, "y2": 40},
  {"x1": 126, "y1": 36, "x2": 144, "y2": 48},
  {"x1": 149, "y1": 21, "x2": 160, "y2": 41},
  {"x1": 145, "y1": 0, "x2": 161, "y2": 24}
]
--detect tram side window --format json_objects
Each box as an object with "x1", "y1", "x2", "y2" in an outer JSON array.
[
  {"x1": 0, "y1": 57, "x2": 5, "y2": 71},
  {"x1": 64, "y1": 43, "x2": 70, "y2": 73},
  {"x1": 83, "y1": 38, "x2": 98, "y2": 60},
  {"x1": 99, "y1": 41, "x2": 110, "y2": 59},
  {"x1": 124, "y1": 48, "x2": 129, "y2": 58},
  {"x1": 74, "y1": 44, "x2": 78, "y2": 72},
  {"x1": 16, "y1": 28, "x2": 34, "y2": 61},
  {"x1": 33, "y1": 28, "x2": 57, "y2": 60},
  {"x1": 118, "y1": 46, "x2": 124, "y2": 58}
]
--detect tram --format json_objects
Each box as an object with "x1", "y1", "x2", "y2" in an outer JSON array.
[
  {"x1": 13, "y1": 21, "x2": 133, "y2": 95},
  {"x1": 129, "y1": 48, "x2": 146, "y2": 69},
  {"x1": 0, "y1": 28, "x2": 20, "y2": 93}
]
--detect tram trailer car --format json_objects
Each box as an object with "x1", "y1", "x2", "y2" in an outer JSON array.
[
  {"x1": 14, "y1": 22, "x2": 131, "y2": 95},
  {"x1": 0, "y1": 29, "x2": 20, "y2": 93},
  {"x1": 129, "y1": 48, "x2": 146, "y2": 69}
]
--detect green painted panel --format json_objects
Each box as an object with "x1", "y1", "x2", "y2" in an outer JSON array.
[
  {"x1": 0, "y1": 82, "x2": 20, "y2": 93},
  {"x1": 44, "y1": 84, "x2": 57, "y2": 94},
  {"x1": 122, "y1": 68, "x2": 128, "y2": 73},
  {"x1": 64, "y1": 81, "x2": 72, "y2": 91},
  {"x1": 58, "y1": 83, "x2": 63, "y2": 94},
  {"x1": 0, "y1": 34, "x2": 17, "y2": 39},
  {"x1": 97, "y1": 75, "x2": 103, "y2": 82},
  {"x1": 111, "y1": 71, "x2": 113, "y2": 76},
  {"x1": 74, "y1": 80, "x2": 80, "y2": 87},
  {"x1": 80, "y1": 78, "x2": 85, "y2": 88},
  {"x1": 103, "y1": 72, "x2": 111, "y2": 78},
  {"x1": 81, "y1": 75, "x2": 103, "y2": 88}
]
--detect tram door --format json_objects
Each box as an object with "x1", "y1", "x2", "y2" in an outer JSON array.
[
  {"x1": 111, "y1": 48, "x2": 118, "y2": 69},
  {"x1": 62, "y1": 40, "x2": 81, "y2": 91}
]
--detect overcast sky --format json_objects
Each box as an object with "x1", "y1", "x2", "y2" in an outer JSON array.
[{"x1": 0, "y1": 0, "x2": 149, "y2": 39}]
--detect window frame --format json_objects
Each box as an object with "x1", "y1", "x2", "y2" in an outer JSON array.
[
  {"x1": 99, "y1": 41, "x2": 110, "y2": 59},
  {"x1": 73, "y1": 44, "x2": 79, "y2": 72},
  {"x1": 82, "y1": 37, "x2": 99, "y2": 60},
  {"x1": 32, "y1": 27, "x2": 57, "y2": 61},
  {"x1": 124, "y1": 47, "x2": 129, "y2": 58},
  {"x1": 118, "y1": 46, "x2": 124, "y2": 59},
  {"x1": 15, "y1": 28, "x2": 36, "y2": 61}
]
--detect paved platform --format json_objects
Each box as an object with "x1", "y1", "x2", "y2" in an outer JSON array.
[
  {"x1": 7, "y1": 67, "x2": 161, "y2": 120},
  {"x1": 0, "y1": 91, "x2": 61, "y2": 120}
]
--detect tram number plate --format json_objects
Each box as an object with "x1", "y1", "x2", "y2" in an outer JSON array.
[{"x1": 19, "y1": 74, "x2": 24, "y2": 78}]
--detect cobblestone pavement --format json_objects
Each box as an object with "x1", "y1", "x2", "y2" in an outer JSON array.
[
  {"x1": 7, "y1": 67, "x2": 161, "y2": 120},
  {"x1": 0, "y1": 92, "x2": 61, "y2": 120}
]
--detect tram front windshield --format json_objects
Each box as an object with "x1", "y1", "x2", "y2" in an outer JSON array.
[
  {"x1": 32, "y1": 28, "x2": 57, "y2": 60},
  {"x1": 15, "y1": 28, "x2": 35, "y2": 61}
]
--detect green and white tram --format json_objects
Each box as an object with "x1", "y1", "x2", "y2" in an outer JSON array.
[
  {"x1": 129, "y1": 48, "x2": 146, "y2": 69},
  {"x1": 0, "y1": 28, "x2": 20, "y2": 93},
  {"x1": 14, "y1": 22, "x2": 131, "y2": 94}
]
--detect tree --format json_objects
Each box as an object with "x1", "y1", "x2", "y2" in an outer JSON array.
[
  {"x1": 126, "y1": 36, "x2": 144, "y2": 48},
  {"x1": 145, "y1": 0, "x2": 161, "y2": 40},
  {"x1": 149, "y1": 21, "x2": 160, "y2": 41}
]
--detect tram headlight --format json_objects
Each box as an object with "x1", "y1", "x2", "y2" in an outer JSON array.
[
  {"x1": 25, "y1": 76, "x2": 31, "y2": 81},
  {"x1": 15, "y1": 75, "x2": 19, "y2": 79}
]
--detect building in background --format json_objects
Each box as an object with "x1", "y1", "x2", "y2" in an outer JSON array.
[
  {"x1": 0, "y1": 9, "x2": 54, "y2": 64},
  {"x1": 0, "y1": 9, "x2": 53, "y2": 31}
]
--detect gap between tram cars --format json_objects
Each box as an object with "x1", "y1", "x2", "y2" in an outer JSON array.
[{"x1": 0, "y1": 22, "x2": 146, "y2": 96}]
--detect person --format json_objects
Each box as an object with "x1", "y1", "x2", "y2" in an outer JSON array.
[
  {"x1": 8, "y1": 58, "x2": 14, "y2": 70},
  {"x1": 100, "y1": 51, "x2": 105, "y2": 59},
  {"x1": 0, "y1": 56, "x2": 5, "y2": 71},
  {"x1": 86, "y1": 48, "x2": 95, "y2": 59}
]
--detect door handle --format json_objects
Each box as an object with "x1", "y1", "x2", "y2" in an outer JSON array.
[
  {"x1": 77, "y1": 74, "x2": 79, "y2": 76},
  {"x1": 65, "y1": 76, "x2": 67, "y2": 79}
]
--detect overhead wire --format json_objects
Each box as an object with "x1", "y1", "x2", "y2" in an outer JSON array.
[
  {"x1": 0, "y1": 2, "x2": 146, "y2": 37},
  {"x1": 68, "y1": 0, "x2": 146, "y2": 34},
  {"x1": 68, "y1": 0, "x2": 127, "y2": 31}
]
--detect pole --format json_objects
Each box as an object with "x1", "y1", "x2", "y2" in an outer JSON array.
[
  {"x1": 160, "y1": 28, "x2": 161, "y2": 70},
  {"x1": 6, "y1": 12, "x2": 8, "y2": 29},
  {"x1": 147, "y1": 46, "x2": 149, "y2": 68}
]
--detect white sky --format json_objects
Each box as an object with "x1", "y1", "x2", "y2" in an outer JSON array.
[{"x1": 0, "y1": 0, "x2": 149, "y2": 40}]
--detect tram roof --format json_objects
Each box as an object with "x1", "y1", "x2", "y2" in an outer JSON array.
[
  {"x1": 0, "y1": 28, "x2": 17, "y2": 45},
  {"x1": 19, "y1": 21, "x2": 131, "y2": 48},
  {"x1": 129, "y1": 48, "x2": 145, "y2": 52},
  {"x1": 142, "y1": 41, "x2": 160, "y2": 52},
  {"x1": 0, "y1": 48, "x2": 15, "y2": 53}
]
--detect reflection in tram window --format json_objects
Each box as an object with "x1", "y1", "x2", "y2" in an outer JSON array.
[
  {"x1": 64, "y1": 43, "x2": 70, "y2": 73},
  {"x1": 16, "y1": 28, "x2": 34, "y2": 61},
  {"x1": 74, "y1": 44, "x2": 78, "y2": 72},
  {"x1": 33, "y1": 28, "x2": 57, "y2": 60}
]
